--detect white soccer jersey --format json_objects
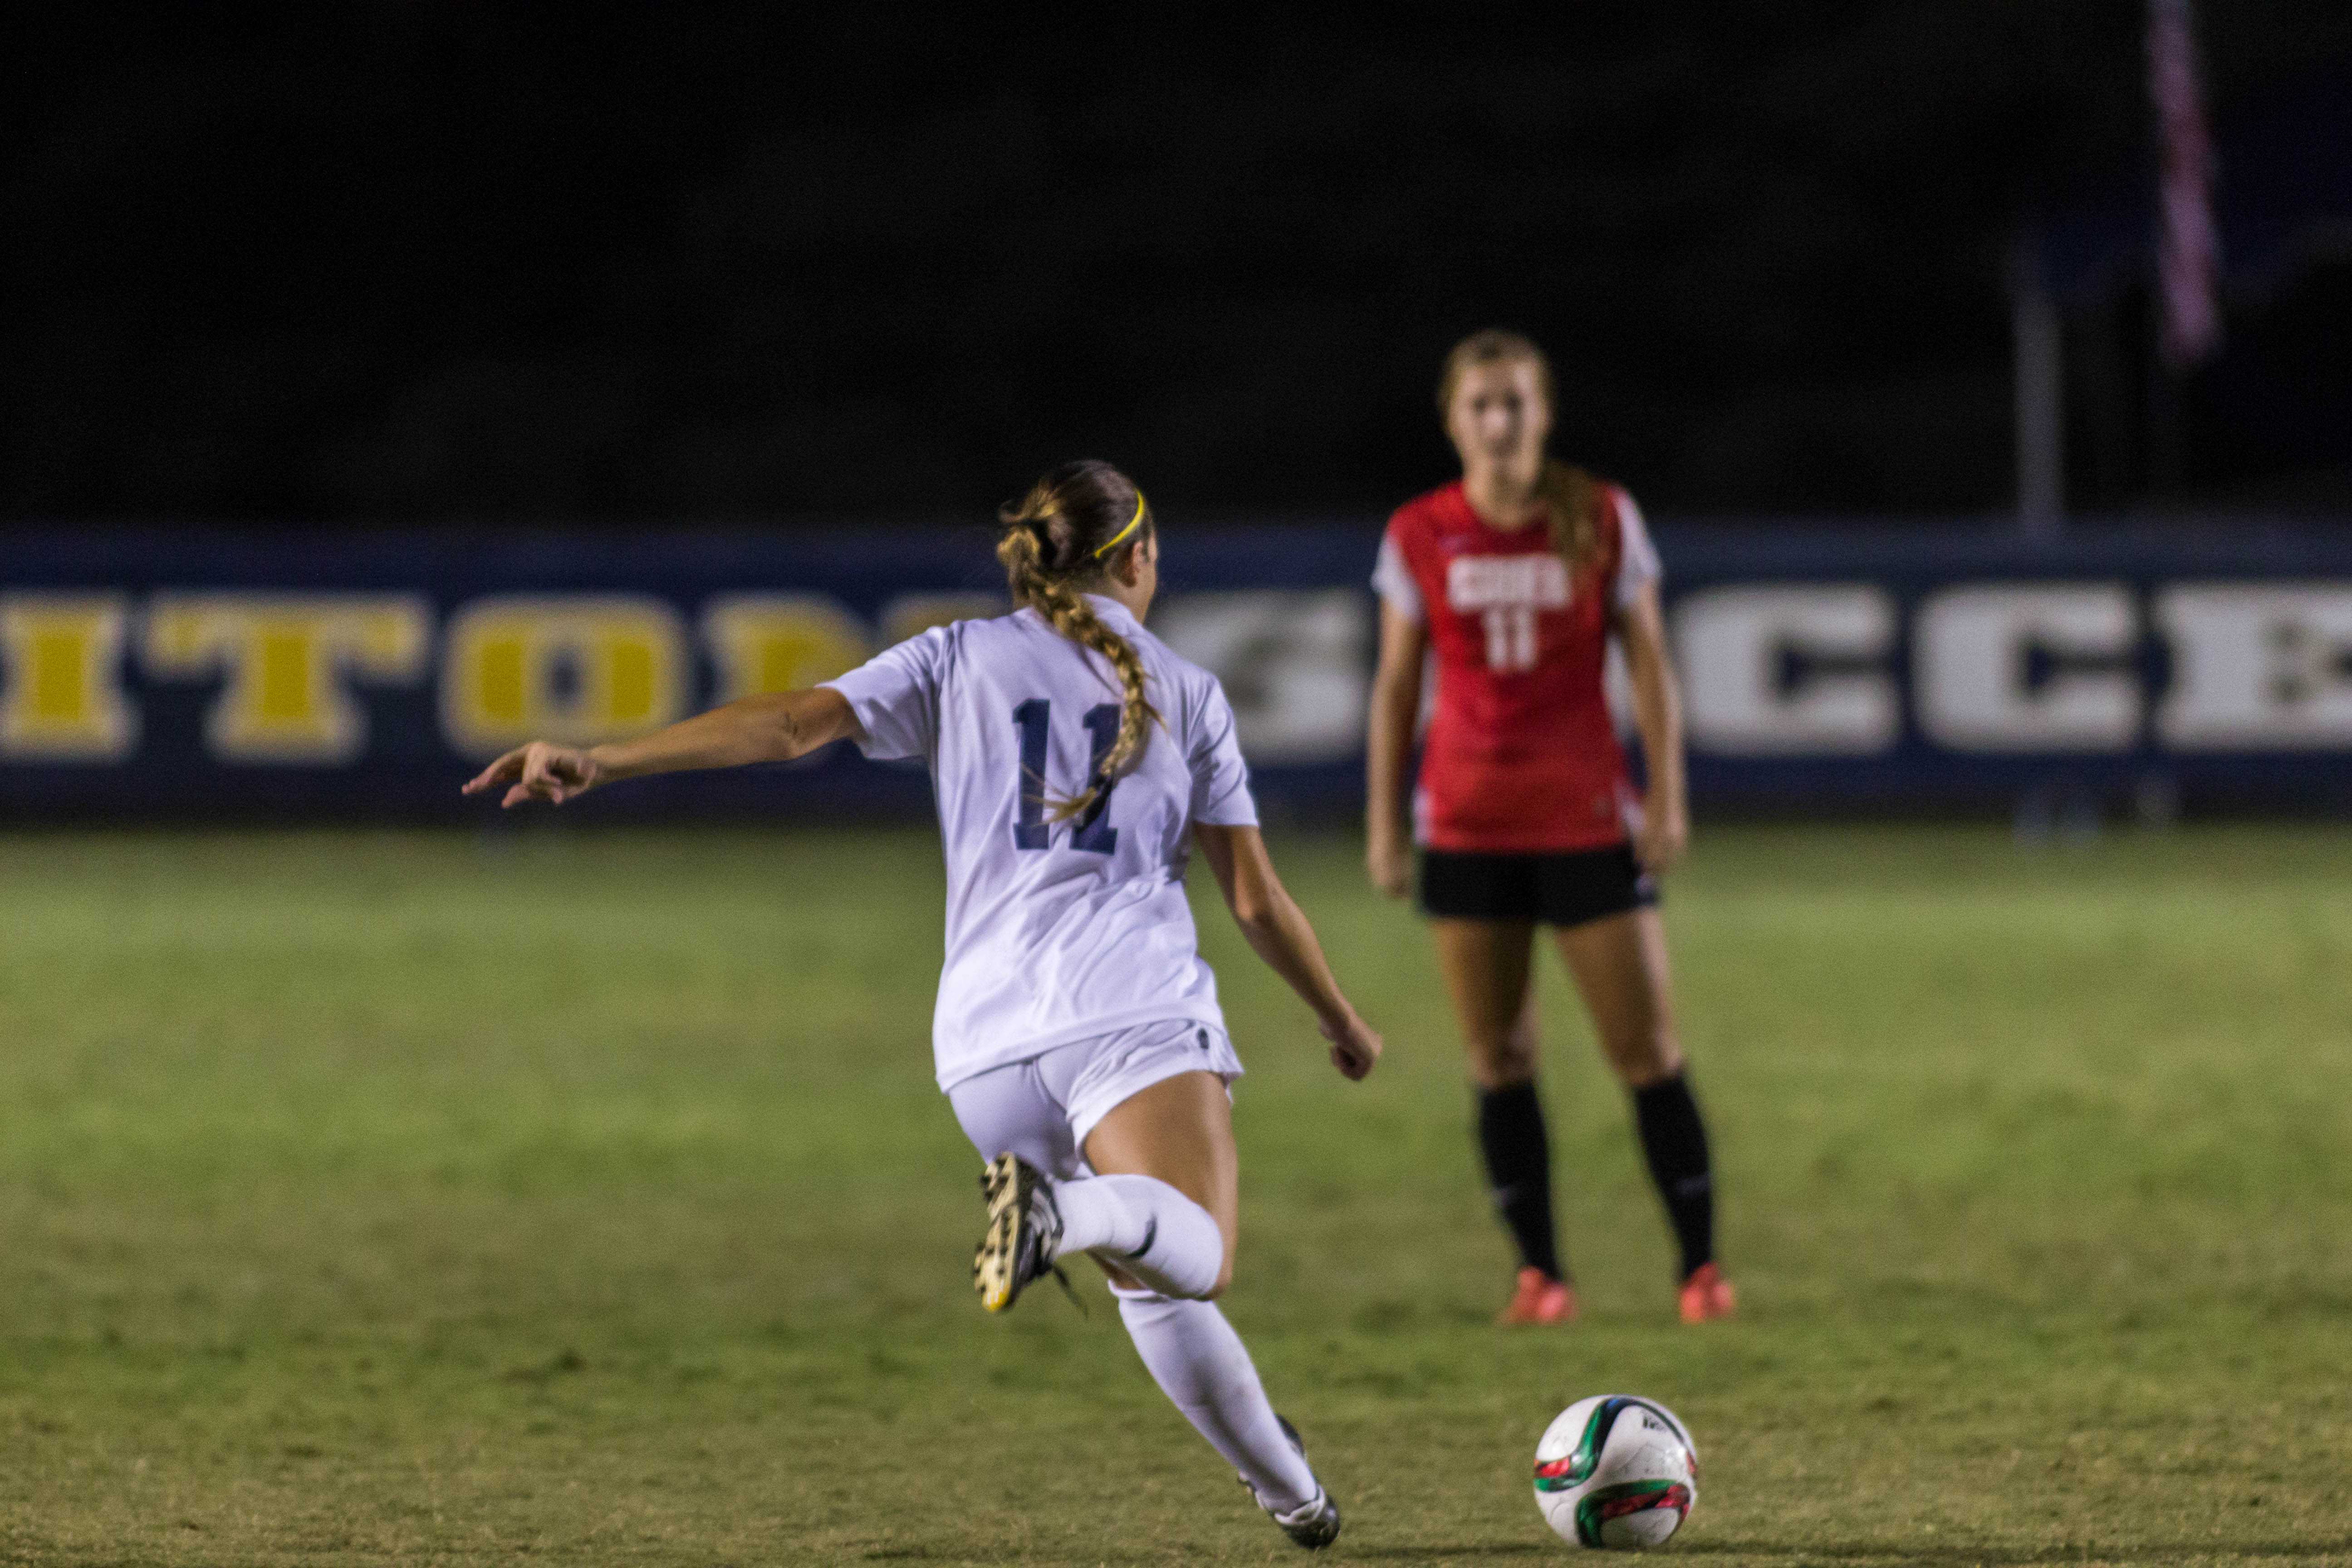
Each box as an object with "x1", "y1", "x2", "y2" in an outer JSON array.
[{"x1": 821, "y1": 596, "x2": 1258, "y2": 1090}]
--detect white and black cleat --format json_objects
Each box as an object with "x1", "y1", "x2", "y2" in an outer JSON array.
[
  {"x1": 973, "y1": 1153, "x2": 1068, "y2": 1313},
  {"x1": 1242, "y1": 1415, "x2": 1342, "y2": 1550}
]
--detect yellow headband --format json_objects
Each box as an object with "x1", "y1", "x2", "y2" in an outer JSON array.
[{"x1": 1091, "y1": 491, "x2": 1147, "y2": 559}]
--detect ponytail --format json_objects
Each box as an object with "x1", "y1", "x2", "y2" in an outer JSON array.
[
  {"x1": 1535, "y1": 459, "x2": 1601, "y2": 572},
  {"x1": 995, "y1": 464, "x2": 1163, "y2": 823}
]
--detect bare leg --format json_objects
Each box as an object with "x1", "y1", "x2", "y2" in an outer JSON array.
[
  {"x1": 1552, "y1": 907, "x2": 1717, "y2": 1285},
  {"x1": 1083, "y1": 1070, "x2": 1239, "y2": 1295},
  {"x1": 1548, "y1": 907, "x2": 1682, "y2": 1088},
  {"x1": 1431, "y1": 918, "x2": 1566, "y2": 1293},
  {"x1": 1430, "y1": 918, "x2": 1540, "y2": 1087}
]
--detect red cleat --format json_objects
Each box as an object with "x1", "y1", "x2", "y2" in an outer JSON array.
[
  {"x1": 1678, "y1": 1261, "x2": 1737, "y2": 1323},
  {"x1": 1498, "y1": 1267, "x2": 1579, "y2": 1325}
]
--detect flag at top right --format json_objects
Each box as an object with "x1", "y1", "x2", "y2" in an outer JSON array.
[{"x1": 2150, "y1": 0, "x2": 2222, "y2": 368}]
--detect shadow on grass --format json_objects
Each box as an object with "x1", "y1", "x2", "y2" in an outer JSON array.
[
  {"x1": 861, "y1": 1547, "x2": 1554, "y2": 1564},
  {"x1": 1682, "y1": 1540, "x2": 2352, "y2": 1564},
  {"x1": 1339, "y1": 1548, "x2": 1552, "y2": 1561},
  {"x1": 862, "y1": 1540, "x2": 2352, "y2": 1565}
]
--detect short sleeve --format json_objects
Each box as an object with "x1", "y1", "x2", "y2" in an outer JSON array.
[
  {"x1": 820, "y1": 627, "x2": 949, "y2": 761},
  {"x1": 1372, "y1": 530, "x2": 1424, "y2": 623},
  {"x1": 1186, "y1": 676, "x2": 1259, "y2": 827},
  {"x1": 1612, "y1": 489, "x2": 1662, "y2": 610}
]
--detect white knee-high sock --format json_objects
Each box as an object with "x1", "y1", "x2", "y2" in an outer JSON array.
[
  {"x1": 1114, "y1": 1287, "x2": 1320, "y2": 1514},
  {"x1": 1049, "y1": 1174, "x2": 1222, "y2": 1299}
]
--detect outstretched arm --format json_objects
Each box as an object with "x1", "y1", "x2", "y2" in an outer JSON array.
[
  {"x1": 1193, "y1": 823, "x2": 1382, "y2": 1080},
  {"x1": 1613, "y1": 583, "x2": 1688, "y2": 872},
  {"x1": 462, "y1": 688, "x2": 859, "y2": 808}
]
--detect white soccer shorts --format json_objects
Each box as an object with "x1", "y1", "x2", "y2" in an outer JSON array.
[{"x1": 946, "y1": 1018, "x2": 1244, "y2": 1178}]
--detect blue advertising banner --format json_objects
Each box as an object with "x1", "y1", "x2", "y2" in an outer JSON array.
[
  {"x1": 2, "y1": 524, "x2": 2348, "y2": 820},
  {"x1": 1654, "y1": 524, "x2": 2352, "y2": 815}
]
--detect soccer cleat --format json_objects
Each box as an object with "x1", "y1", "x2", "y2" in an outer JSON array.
[
  {"x1": 1677, "y1": 1260, "x2": 1737, "y2": 1323},
  {"x1": 972, "y1": 1153, "x2": 1064, "y2": 1313},
  {"x1": 1240, "y1": 1415, "x2": 1341, "y2": 1550},
  {"x1": 1498, "y1": 1266, "x2": 1579, "y2": 1326}
]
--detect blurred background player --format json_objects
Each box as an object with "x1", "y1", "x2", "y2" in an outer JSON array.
[
  {"x1": 1364, "y1": 330, "x2": 1734, "y2": 1327},
  {"x1": 466, "y1": 460, "x2": 1383, "y2": 1550}
]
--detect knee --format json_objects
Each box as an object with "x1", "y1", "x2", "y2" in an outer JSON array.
[
  {"x1": 1466, "y1": 1032, "x2": 1540, "y2": 1089},
  {"x1": 1605, "y1": 1028, "x2": 1684, "y2": 1088},
  {"x1": 1137, "y1": 1262, "x2": 1229, "y2": 1302}
]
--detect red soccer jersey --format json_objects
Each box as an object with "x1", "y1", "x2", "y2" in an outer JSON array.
[{"x1": 1373, "y1": 479, "x2": 1660, "y2": 853}]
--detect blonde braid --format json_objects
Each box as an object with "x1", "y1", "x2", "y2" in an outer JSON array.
[{"x1": 994, "y1": 486, "x2": 1163, "y2": 823}]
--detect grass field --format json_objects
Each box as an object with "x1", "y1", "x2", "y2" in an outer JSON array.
[{"x1": 1, "y1": 822, "x2": 2347, "y2": 1566}]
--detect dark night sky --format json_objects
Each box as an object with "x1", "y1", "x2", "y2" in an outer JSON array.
[{"x1": 9, "y1": 5, "x2": 2351, "y2": 524}]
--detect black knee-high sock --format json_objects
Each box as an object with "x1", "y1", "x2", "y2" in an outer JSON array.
[
  {"x1": 1475, "y1": 1082, "x2": 1564, "y2": 1282},
  {"x1": 1633, "y1": 1072, "x2": 1715, "y2": 1280}
]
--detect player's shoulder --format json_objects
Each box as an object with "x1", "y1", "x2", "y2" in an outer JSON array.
[
  {"x1": 1126, "y1": 617, "x2": 1217, "y2": 692},
  {"x1": 936, "y1": 605, "x2": 1060, "y2": 658},
  {"x1": 992, "y1": 600, "x2": 1216, "y2": 705},
  {"x1": 1122, "y1": 620, "x2": 1229, "y2": 733},
  {"x1": 941, "y1": 607, "x2": 1014, "y2": 640},
  {"x1": 1388, "y1": 479, "x2": 1467, "y2": 538},
  {"x1": 1590, "y1": 475, "x2": 1642, "y2": 527},
  {"x1": 1592, "y1": 477, "x2": 1656, "y2": 559},
  {"x1": 882, "y1": 612, "x2": 979, "y2": 665},
  {"x1": 874, "y1": 609, "x2": 1039, "y2": 693}
]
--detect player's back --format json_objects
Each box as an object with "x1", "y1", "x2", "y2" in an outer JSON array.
[{"x1": 823, "y1": 595, "x2": 1258, "y2": 1088}]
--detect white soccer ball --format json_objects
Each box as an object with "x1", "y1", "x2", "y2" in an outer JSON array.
[{"x1": 1532, "y1": 1395, "x2": 1699, "y2": 1549}]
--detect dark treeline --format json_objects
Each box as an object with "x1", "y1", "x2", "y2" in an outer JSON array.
[{"x1": 9, "y1": 5, "x2": 2350, "y2": 525}]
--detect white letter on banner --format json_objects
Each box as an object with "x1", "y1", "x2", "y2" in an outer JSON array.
[
  {"x1": 1674, "y1": 585, "x2": 1897, "y2": 755},
  {"x1": 1148, "y1": 591, "x2": 1369, "y2": 764},
  {"x1": 701, "y1": 594, "x2": 872, "y2": 703},
  {"x1": 441, "y1": 596, "x2": 687, "y2": 760},
  {"x1": 0, "y1": 594, "x2": 138, "y2": 761},
  {"x1": 2156, "y1": 583, "x2": 2352, "y2": 749},
  {"x1": 1915, "y1": 584, "x2": 2140, "y2": 751},
  {"x1": 144, "y1": 594, "x2": 431, "y2": 764}
]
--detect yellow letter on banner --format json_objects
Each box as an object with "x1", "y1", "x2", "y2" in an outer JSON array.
[
  {"x1": 701, "y1": 594, "x2": 872, "y2": 702},
  {"x1": 0, "y1": 594, "x2": 137, "y2": 761},
  {"x1": 143, "y1": 595, "x2": 432, "y2": 764},
  {"x1": 441, "y1": 596, "x2": 687, "y2": 759}
]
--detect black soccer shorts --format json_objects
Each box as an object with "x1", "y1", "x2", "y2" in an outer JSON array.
[{"x1": 1417, "y1": 843, "x2": 1658, "y2": 927}]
